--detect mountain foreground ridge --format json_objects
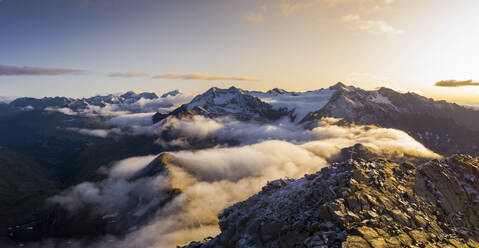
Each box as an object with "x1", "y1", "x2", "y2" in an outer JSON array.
[{"x1": 183, "y1": 149, "x2": 479, "y2": 248}]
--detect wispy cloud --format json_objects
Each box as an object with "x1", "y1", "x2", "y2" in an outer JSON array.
[
  {"x1": 279, "y1": 0, "x2": 396, "y2": 16},
  {"x1": 152, "y1": 73, "x2": 261, "y2": 82},
  {"x1": 243, "y1": 5, "x2": 267, "y2": 23},
  {"x1": 280, "y1": 2, "x2": 313, "y2": 16},
  {"x1": 0, "y1": 64, "x2": 85, "y2": 76},
  {"x1": 109, "y1": 72, "x2": 148, "y2": 78},
  {"x1": 277, "y1": 0, "x2": 404, "y2": 35},
  {"x1": 435, "y1": 79, "x2": 479, "y2": 87},
  {"x1": 340, "y1": 14, "x2": 403, "y2": 35}
]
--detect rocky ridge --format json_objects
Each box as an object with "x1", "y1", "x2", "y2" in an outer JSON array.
[{"x1": 183, "y1": 154, "x2": 479, "y2": 248}]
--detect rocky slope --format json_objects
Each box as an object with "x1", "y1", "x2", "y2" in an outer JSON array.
[{"x1": 184, "y1": 154, "x2": 479, "y2": 248}]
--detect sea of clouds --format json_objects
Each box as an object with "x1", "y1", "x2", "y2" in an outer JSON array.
[{"x1": 37, "y1": 115, "x2": 440, "y2": 248}]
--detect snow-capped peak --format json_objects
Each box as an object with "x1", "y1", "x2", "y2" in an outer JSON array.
[
  {"x1": 328, "y1": 82, "x2": 352, "y2": 91},
  {"x1": 173, "y1": 87, "x2": 287, "y2": 121},
  {"x1": 266, "y1": 88, "x2": 288, "y2": 95},
  {"x1": 186, "y1": 87, "x2": 249, "y2": 111}
]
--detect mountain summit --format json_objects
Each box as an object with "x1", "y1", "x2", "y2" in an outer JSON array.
[{"x1": 166, "y1": 86, "x2": 289, "y2": 121}]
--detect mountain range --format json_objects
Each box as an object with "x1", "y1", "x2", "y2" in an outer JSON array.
[
  {"x1": 1, "y1": 83, "x2": 479, "y2": 247},
  {"x1": 9, "y1": 91, "x2": 160, "y2": 110},
  {"x1": 6, "y1": 82, "x2": 479, "y2": 156},
  {"x1": 153, "y1": 83, "x2": 479, "y2": 156}
]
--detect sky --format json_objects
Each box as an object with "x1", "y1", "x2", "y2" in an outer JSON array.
[{"x1": 1, "y1": 0, "x2": 479, "y2": 105}]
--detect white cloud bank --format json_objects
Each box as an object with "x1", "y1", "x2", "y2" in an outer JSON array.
[{"x1": 46, "y1": 117, "x2": 440, "y2": 248}]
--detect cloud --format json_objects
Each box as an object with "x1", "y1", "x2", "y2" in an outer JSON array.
[
  {"x1": 341, "y1": 13, "x2": 361, "y2": 22},
  {"x1": 43, "y1": 91, "x2": 193, "y2": 119},
  {"x1": 152, "y1": 73, "x2": 261, "y2": 82},
  {"x1": 107, "y1": 113, "x2": 155, "y2": 127},
  {"x1": 109, "y1": 155, "x2": 158, "y2": 179},
  {"x1": 0, "y1": 64, "x2": 85, "y2": 76},
  {"x1": 115, "y1": 93, "x2": 194, "y2": 114},
  {"x1": 434, "y1": 79, "x2": 479, "y2": 87},
  {"x1": 47, "y1": 117, "x2": 440, "y2": 247},
  {"x1": 155, "y1": 116, "x2": 318, "y2": 148},
  {"x1": 279, "y1": 0, "x2": 396, "y2": 16},
  {"x1": 45, "y1": 107, "x2": 77, "y2": 116},
  {"x1": 66, "y1": 127, "x2": 122, "y2": 138},
  {"x1": 49, "y1": 155, "x2": 167, "y2": 216},
  {"x1": 280, "y1": 1, "x2": 313, "y2": 16},
  {"x1": 45, "y1": 104, "x2": 129, "y2": 117},
  {"x1": 277, "y1": 1, "x2": 403, "y2": 35},
  {"x1": 243, "y1": 5, "x2": 267, "y2": 23},
  {"x1": 108, "y1": 72, "x2": 148, "y2": 78},
  {"x1": 156, "y1": 116, "x2": 440, "y2": 160},
  {"x1": 340, "y1": 14, "x2": 403, "y2": 35}
]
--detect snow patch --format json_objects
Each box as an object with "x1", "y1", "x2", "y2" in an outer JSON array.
[{"x1": 250, "y1": 89, "x2": 335, "y2": 122}]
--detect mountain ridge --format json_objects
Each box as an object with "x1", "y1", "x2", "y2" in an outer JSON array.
[{"x1": 183, "y1": 153, "x2": 479, "y2": 248}]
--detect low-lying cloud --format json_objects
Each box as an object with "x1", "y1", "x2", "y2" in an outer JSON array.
[
  {"x1": 434, "y1": 79, "x2": 479, "y2": 87},
  {"x1": 0, "y1": 64, "x2": 85, "y2": 76},
  {"x1": 155, "y1": 116, "x2": 441, "y2": 159},
  {"x1": 107, "y1": 113, "x2": 155, "y2": 127},
  {"x1": 46, "y1": 117, "x2": 440, "y2": 248},
  {"x1": 66, "y1": 127, "x2": 122, "y2": 138},
  {"x1": 152, "y1": 73, "x2": 261, "y2": 82}
]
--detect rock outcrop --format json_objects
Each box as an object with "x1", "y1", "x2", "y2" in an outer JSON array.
[{"x1": 183, "y1": 155, "x2": 479, "y2": 248}]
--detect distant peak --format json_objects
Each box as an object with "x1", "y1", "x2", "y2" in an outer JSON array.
[
  {"x1": 120, "y1": 91, "x2": 137, "y2": 98},
  {"x1": 161, "y1": 90, "x2": 181, "y2": 98},
  {"x1": 227, "y1": 86, "x2": 243, "y2": 93},
  {"x1": 266, "y1": 88, "x2": 287, "y2": 95},
  {"x1": 329, "y1": 82, "x2": 348, "y2": 90},
  {"x1": 120, "y1": 91, "x2": 158, "y2": 100},
  {"x1": 208, "y1": 86, "x2": 219, "y2": 92},
  {"x1": 203, "y1": 86, "x2": 244, "y2": 96},
  {"x1": 377, "y1": 87, "x2": 398, "y2": 94}
]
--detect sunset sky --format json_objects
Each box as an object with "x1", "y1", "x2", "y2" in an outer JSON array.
[{"x1": 1, "y1": 0, "x2": 479, "y2": 105}]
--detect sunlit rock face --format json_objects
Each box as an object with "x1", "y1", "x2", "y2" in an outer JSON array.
[{"x1": 184, "y1": 154, "x2": 479, "y2": 248}]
